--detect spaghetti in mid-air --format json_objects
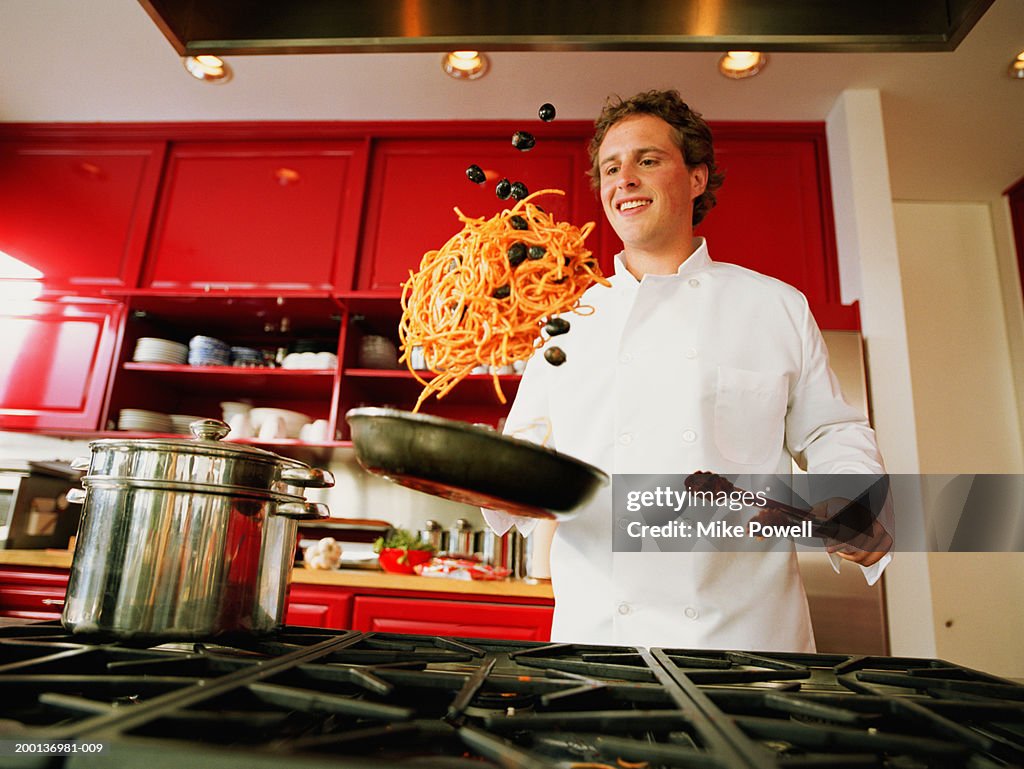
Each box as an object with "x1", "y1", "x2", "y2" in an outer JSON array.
[{"x1": 399, "y1": 189, "x2": 610, "y2": 411}]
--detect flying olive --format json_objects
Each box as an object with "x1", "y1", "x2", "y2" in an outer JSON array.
[
  {"x1": 545, "y1": 317, "x2": 570, "y2": 336},
  {"x1": 544, "y1": 347, "x2": 567, "y2": 366}
]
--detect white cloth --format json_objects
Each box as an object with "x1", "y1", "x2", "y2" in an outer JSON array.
[{"x1": 484, "y1": 239, "x2": 889, "y2": 652}]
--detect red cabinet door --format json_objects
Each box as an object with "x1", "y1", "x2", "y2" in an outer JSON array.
[
  {"x1": 285, "y1": 584, "x2": 354, "y2": 629},
  {"x1": 352, "y1": 136, "x2": 602, "y2": 292},
  {"x1": 0, "y1": 299, "x2": 123, "y2": 430},
  {"x1": 695, "y1": 127, "x2": 855, "y2": 328},
  {"x1": 0, "y1": 567, "x2": 70, "y2": 621},
  {"x1": 0, "y1": 140, "x2": 164, "y2": 294},
  {"x1": 144, "y1": 141, "x2": 368, "y2": 292},
  {"x1": 351, "y1": 595, "x2": 553, "y2": 641}
]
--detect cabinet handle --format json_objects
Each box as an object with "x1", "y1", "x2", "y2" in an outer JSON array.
[{"x1": 41, "y1": 598, "x2": 65, "y2": 606}]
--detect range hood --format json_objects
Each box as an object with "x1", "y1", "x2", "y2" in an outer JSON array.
[{"x1": 139, "y1": 0, "x2": 994, "y2": 56}]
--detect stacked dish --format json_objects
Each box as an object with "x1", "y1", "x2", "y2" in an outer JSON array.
[
  {"x1": 249, "y1": 408, "x2": 311, "y2": 439},
  {"x1": 170, "y1": 414, "x2": 206, "y2": 435},
  {"x1": 118, "y1": 408, "x2": 173, "y2": 433},
  {"x1": 188, "y1": 335, "x2": 231, "y2": 366},
  {"x1": 357, "y1": 335, "x2": 399, "y2": 369},
  {"x1": 230, "y1": 346, "x2": 264, "y2": 367},
  {"x1": 133, "y1": 337, "x2": 188, "y2": 365}
]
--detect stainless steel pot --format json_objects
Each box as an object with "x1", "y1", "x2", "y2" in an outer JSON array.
[{"x1": 61, "y1": 419, "x2": 333, "y2": 641}]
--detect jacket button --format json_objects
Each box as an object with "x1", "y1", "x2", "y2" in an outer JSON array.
[
  {"x1": 617, "y1": 602, "x2": 632, "y2": 615},
  {"x1": 682, "y1": 429, "x2": 697, "y2": 443},
  {"x1": 684, "y1": 606, "x2": 699, "y2": 620},
  {"x1": 688, "y1": 278, "x2": 701, "y2": 288},
  {"x1": 619, "y1": 352, "x2": 633, "y2": 365},
  {"x1": 685, "y1": 348, "x2": 698, "y2": 359},
  {"x1": 618, "y1": 433, "x2": 633, "y2": 446}
]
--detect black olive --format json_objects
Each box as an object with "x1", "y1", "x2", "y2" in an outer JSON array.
[
  {"x1": 492, "y1": 284, "x2": 511, "y2": 299},
  {"x1": 527, "y1": 245, "x2": 546, "y2": 260},
  {"x1": 507, "y1": 242, "x2": 527, "y2": 267},
  {"x1": 545, "y1": 317, "x2": 570, "y2": 336},
  {"x1": 509, "y1": 215, "x2": 529, "y2": 230},
  {"x1": 544, "y1": 347, "x2": 567, "y2": 366},
  {"x1": 510, "y1": 181, "x2": 529, "y2": 200},
  {"x1": 538, "y1": 103, "x2": 556, "y2": 122},
  {"x1": 466, "y1": 164, "x2": 486, "y2": 184},
  {"x1": 512, "y1": 130, "x2": 536, "y2": 151},
  {"x1": 495, "y1": 178, "x2": 512, "y2": 199}
]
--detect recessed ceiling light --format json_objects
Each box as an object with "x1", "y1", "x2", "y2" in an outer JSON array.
[
  {"x1": 718, "y1": 51, "x2": 767, "y2": 79},
  {"x1": 1010, "y1": 50, "x2": 1024, "y2": 79},
  {"x1": 183, "y1": 54, "x2": 233, "y2": 84},
  {"x1": 442, "y1": 51, "x2": 489, "y2": 80}
]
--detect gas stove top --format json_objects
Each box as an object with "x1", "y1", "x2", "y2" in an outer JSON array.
[{"x1": 1, "y1": 623, "x2": 1022, "y2": 768}]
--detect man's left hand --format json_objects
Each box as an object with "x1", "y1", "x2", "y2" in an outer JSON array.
[{"x1": 811, "y1": 496, "x2": 892, "y2": 567}]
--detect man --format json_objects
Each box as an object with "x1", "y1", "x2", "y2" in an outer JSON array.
[{"x1": 484, "y1": 90, "x2": 890, "y2": 652}]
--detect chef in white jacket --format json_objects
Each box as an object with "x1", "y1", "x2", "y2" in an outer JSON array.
[{"x1": 484, "y1": 90, "x2": 892, "y2": 652}]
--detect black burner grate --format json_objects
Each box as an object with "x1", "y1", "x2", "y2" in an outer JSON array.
[{"x1": 0, "y1": 623, "x2": 1021, "y2": 768}]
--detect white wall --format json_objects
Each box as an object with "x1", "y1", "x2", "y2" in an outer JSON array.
[{"x1": 893, "y1": 200, "x2": 1024, "y2": 678}]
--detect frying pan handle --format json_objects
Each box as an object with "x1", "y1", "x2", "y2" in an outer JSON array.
[
  {"x1": 274, "y1": 501, "x2": 331, "y2": 520},
  {"x1": 280, "y1": 465, "x2": 335, "y2": 488}
]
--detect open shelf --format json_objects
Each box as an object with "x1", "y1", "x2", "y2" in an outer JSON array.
[{"x1": 120, "y1": 363, "x2": 336, "y2": 400}]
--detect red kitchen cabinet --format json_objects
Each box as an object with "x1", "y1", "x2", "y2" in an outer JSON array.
[
  {"x1": 349, "y1": 135, "x2": 603, "y2": 293},
  {"x1": 144, "y1": 141, "x2": 368, "y2": 292},
  {"x1": 351, "y1": 595, "x2": 553, "y2": 641},
  {"x1": 0, "y1": 140, "x2": 164, "y2": 294},
  {"x1": 0, "y1": 566, "x2": 69, "y2": 621},
  {"x1": 0, "y1": 299, "x2": 123, "y2": 431},
  {"x1": 285, "y1": 584, "x2": 354, "y2": 629}
]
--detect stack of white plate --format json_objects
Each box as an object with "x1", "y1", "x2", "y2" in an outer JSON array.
[
  {"x1": 170, "y1": 414, "x2": 206, "y2": 435},
  {"x1": 118, "y1": 408, "x2": 173, "y2": 433},
  {"x1": 133, "y1": 337, "x2": 188, "y2": 365}
]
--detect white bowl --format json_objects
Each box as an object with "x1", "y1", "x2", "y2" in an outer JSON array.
[{"x1": 248, "y1": 407, "x2": 311, "y2": 438}]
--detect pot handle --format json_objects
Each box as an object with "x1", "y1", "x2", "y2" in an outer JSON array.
[
  {"x1": 280, "y1": 465, "x2": 335, "y2": 488},
  {"x1": 70, "y1": 457, "x2": 91, "y2": 472},
  {"x1": 275, "y1": 501, "x2": 331, "y2": 520},
  {"x1": 66, "y1": 488, "x2": 87, "y2": 505}
]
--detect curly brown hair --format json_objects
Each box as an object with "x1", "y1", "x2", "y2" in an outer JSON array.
[{"x1": 587, "y1": 90, "x2": 724, "y2": 226}]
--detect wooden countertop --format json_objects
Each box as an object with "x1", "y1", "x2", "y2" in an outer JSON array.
[
  {"x1": 0, "y1": 549, "x2": 74, "y2": 569},
  {"x1": 0, "y1": 549, "x2": 553, "y2": 601},
  {"x1": 292, "y1": 566, "x2": 552, "y2": 600}
]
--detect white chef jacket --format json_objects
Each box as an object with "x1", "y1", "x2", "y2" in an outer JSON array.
[{"x1": 484, "y1": 239, "x2": 889, "y2": 652}]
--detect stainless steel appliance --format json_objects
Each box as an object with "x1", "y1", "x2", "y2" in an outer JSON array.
[
  {"x1": 0, "y1": 461, "x2": 82, "y2": 550},
  {"x1": 798, "y1": 331, "x2": 889, "y2": 655},
  {"x1": 0, "y1": 621, "x2": 1020, "y2": 766}
]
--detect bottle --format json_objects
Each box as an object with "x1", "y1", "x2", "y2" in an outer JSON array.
[
  {"x1": 418, "y1": 520, "x2": 445, "y2": 552},
  {"x1": 448, "y1": 518, "x2": 475, "y2": 558}
]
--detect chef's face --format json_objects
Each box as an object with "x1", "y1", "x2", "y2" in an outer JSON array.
[{"x1": 598, "y1": 114, "x2": 708, "y2": 253}]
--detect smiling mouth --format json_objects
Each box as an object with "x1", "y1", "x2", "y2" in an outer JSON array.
[{"x1": 617, "y1": 199, "x2": 651, "y2": 212}]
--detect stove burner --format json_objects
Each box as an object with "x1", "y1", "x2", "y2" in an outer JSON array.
[{"x1": 0, "y1": 623, "x2": 1021, "y2": 768}]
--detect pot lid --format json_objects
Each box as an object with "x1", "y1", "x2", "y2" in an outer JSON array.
[{"x1": 89, "y1": 419, "x2": 301, "y2": 466}]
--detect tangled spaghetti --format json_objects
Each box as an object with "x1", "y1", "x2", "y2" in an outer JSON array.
[{"x1": 399, "y1": 189, "x2": 610, "y2": 411}]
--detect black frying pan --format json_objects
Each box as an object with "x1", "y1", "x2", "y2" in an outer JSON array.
[{"x1": 345, "y1": 407, "x2": 608, "y2": 519}]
